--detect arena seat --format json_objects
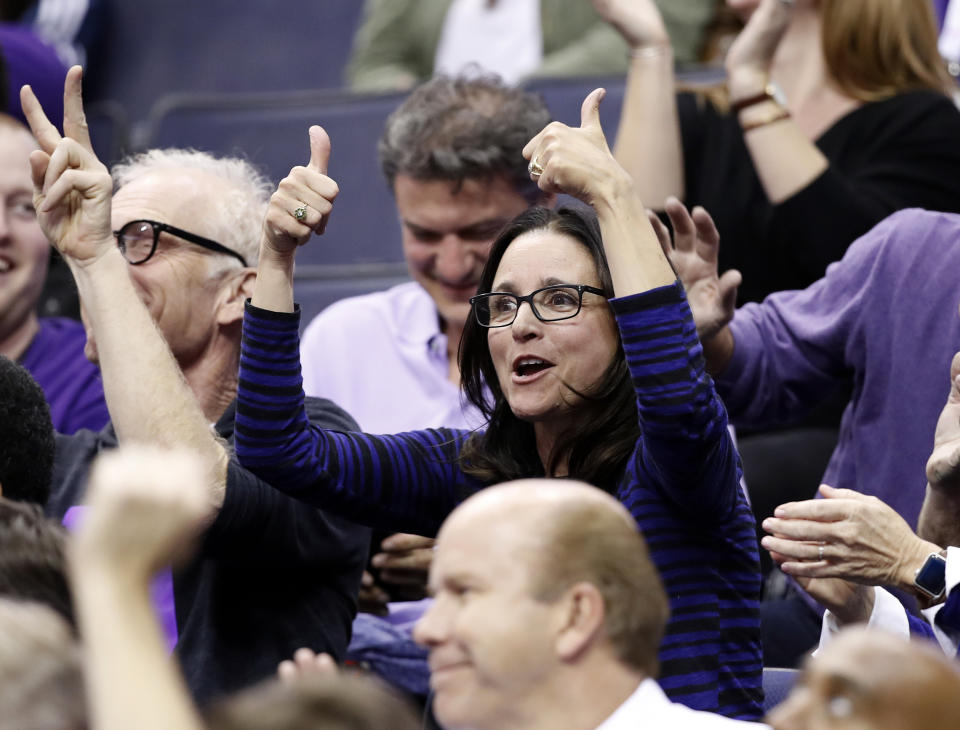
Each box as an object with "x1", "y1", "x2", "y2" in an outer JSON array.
[
  {"x1": 84, "y1": 0, "x2": 365, "y2": 119},
  {"x1": 140, "y1": 88, "x2": 408, "y2": 269}
]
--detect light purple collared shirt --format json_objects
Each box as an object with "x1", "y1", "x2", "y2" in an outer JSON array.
[{"x1": 301, "y1": 281, "x2": 485, "y2": 432}]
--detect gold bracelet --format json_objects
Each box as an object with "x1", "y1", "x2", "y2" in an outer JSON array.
[{"x1": 741, "y1": 110, "x2": 791, "y2": 133}]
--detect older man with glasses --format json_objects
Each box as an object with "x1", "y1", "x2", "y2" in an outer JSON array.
[{"x1": 23, "y1": 68, "x2": 370, "y2": 705}]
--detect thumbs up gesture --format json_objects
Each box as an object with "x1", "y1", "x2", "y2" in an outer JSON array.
[
  {"x1": 521, "y1": 88, "x2": 631, "y2": 209},
  {"x1": 261, "y1": 125, "x2": 339, "y2": 258}
]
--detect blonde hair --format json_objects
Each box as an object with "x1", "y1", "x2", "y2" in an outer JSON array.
[
  {"x1": 821, "y1": 0, "x2": 954, "y2": 101},
  {"x1": 529, "y1": 498, "x2": 670, "y2": 677}
]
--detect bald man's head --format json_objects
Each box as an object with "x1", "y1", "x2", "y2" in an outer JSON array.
[
  {"x1": 769, "y1": 627, "x2": 960, "y2": 729},
  {"x1": 432, "y1": 480, "x2": 669, "y2": 673},
  {"x1": 415, "y1": 480, "x2": 668, "y2": 730}
]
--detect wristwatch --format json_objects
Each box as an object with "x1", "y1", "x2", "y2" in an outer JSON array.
[{"x1": 914, "y1": 550, "x2": 948, "y2": 604}]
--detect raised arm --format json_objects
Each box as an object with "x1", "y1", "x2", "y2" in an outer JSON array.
[
  {"x1": 69, "y1": 446, "x2": 210, "y2": 730},
  {"x1": 236, "y1": 131, "x2": 475, "y2": 534},
  {"x1": 21, "y1": 67, "x2": 228, "y2": 508},
  {"x1": 594, "y1": 0, "x2": 685, "y2": 208},
  {"x1": 522, "y1": 87, "x2": 675, "y2": 295},
  {"x1": 725, "y1": 0, "x2": 829, "y2": 205},
  {"x1": 522, "y1": 91, "x2": 742, "y2": 516}
]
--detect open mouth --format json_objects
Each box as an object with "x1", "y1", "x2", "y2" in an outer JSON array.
[{"x1": 513, "y1": 357, "x2": 554, "y2": 378}]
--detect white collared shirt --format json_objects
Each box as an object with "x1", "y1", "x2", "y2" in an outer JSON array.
[
  {"x1": 820, "y1": 546, "x2": 960, "y2": 657},
  {"x1": 596, "y1": 679, "x2": 768, "y2": 729}
]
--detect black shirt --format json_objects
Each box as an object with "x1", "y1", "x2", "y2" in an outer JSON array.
[
  {"x1": 49, "y1": 397, "x2": 370, "y2": 705},
  {"x1": 679, "y1": 89, "x2": 960, "y2": 303}
]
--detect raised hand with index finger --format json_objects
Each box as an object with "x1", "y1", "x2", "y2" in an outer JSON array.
[
  {"x1": 20, "y1": 65, "x2": 115, "y2": 268},
  {"x1": 261, "y1": 125, "x2": 339, "y2": 259}
]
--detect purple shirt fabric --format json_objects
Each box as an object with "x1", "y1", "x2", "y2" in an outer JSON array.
[
  {"x1": 20, "y1": 317, "x2": 109, "y2": 435},
  {"x1": 717, "y1": 209, "x2": 960, "y2": 528},
  {"x1": 62, "y1": 505, "x2": 179, "y2": 651},
  {"x1": 300, "y1": 281, "x2": 485, "y2": 432}
]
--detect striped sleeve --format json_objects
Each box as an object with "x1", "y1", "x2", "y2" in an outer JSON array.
[
  {"x1": 234, "y1": 302, "x2": 478, "y2": 536},
  {"x1": 613, "y1": 283, "x2": 764, "y2": 720},
  {"x1": 612, "y1": 281, "x2": 742, "y2": 519}
]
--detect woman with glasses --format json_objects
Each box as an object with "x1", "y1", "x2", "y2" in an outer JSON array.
[{"x1": 234, "y1": 93, "x2": 763, "y2": 720}]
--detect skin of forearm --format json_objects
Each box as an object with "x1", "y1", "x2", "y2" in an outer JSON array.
[
  {"x1": 612, "y1": 51, "x2": 684, "y2": 209},
  {"x1": 917, "y1": 483, "x2": 960, "y2": 550},
  {"x1": 251, "y1": 244, "x2": 296, "y2": 313},
  {"x1": 592, "y1": 177, "x2": 676, "y2": 294},
  {"x1": 700, "y1": 327, "x2": 735, "y2": 376},
  {"x1": 69, "y1": 248, "x2": 228, "y2": 508},
  {"x1": 72, "y1": 560, "x2": 205, "y2": 730},
  {"x1": 740, "y1": 102, "x2": 828, "y2": 205},
  {"x1": 829, "y1": 584, "x2": 876, "y2": 626},
  {"x1": 888, "y1": 534, "x2": 945, "y2": 594}
]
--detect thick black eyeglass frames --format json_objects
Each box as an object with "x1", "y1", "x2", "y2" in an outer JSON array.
[{"x1": 113, "y1": 219, "x2": 248, "y2": 266}]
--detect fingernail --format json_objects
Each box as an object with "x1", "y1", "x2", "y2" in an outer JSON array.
[{"x1": 371, "y1": 555, "x2": 385, "y2": 567}]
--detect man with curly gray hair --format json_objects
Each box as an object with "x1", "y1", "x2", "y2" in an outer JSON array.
[
  {"x1": 23, "y1": 68, "x2": 370, "y2": 705},
  {"x1": 300, "y1": 74, "x2": 553, "y2": 610}
]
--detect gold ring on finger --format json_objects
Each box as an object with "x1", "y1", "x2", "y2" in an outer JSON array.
[{"x1": 528, "y1": 157, "x2": 544, "y2": 178}]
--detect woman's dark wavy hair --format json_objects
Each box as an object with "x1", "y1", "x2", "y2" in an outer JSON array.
[{"x1": 458, "y1": 205, "x2": 639, "y2": 492}]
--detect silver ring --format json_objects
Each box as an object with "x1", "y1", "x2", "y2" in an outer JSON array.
[
  {"x1": 293, "y1": 204, "x2": 308, "y2": 222},
  {"x1": 528, "y1": 157, "x2": 544, "y2": 178},
  {"x1": 818, "y1": 544, "x2": 825, "y2": 561}
]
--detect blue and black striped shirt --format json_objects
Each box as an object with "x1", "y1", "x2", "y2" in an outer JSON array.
[{"x1": 235, "y1": 281, "x2": 763, "y2": 720}]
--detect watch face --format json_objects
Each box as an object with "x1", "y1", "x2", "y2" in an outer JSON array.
[{"x1": 915, "y1": 553, "x2": 947, "y2": 599}]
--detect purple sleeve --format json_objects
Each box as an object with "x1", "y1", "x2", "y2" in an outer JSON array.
[{"x1": 716, "y1": 213, "x2": 904, "y2": 429}]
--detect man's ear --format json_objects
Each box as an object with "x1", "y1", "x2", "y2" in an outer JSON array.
[
  {"x1": 215, "y1": 267, "x2": 257, "y2": 327},
  {"x1": 554, "y1": 582, "x2": 606, "y2": 662}
]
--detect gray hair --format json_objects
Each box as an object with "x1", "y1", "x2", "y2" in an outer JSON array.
[
  {"x1": 378, "y1": 73, "x2": 551, "y2": 204},
  {"x1": 0, "y1": 599, "x2": 86, "y2": 730},
  {"x1": 111, "y1": 148, "x2": 273, "y2": 267}
]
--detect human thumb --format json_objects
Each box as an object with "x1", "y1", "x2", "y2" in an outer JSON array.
[
  {"x1": 308, "y1": 125, "x2": 331, "y2": 174},
  {"x1": 579, "y1": 88, "x2": 606, "y2": 131}
]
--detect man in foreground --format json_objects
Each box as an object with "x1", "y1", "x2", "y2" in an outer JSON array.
[{"x1": 414, "y1": 478, "x2": 760, "y2": 729}]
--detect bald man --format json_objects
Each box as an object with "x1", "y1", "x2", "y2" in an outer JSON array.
[
  {"x1": 768, "y1": 628, "x2": 960, "y2": 729},
  {"x1": 412, "y1": 479, "x2": 760, "y2": 730}
]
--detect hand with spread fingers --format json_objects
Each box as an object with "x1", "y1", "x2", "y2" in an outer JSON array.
[
  {"x1": 261, "y1": 125, "x2": 339, "y2": 259},
  {"x1": 590, "y1": 0, "x2": 670, "y2": 51},
  {"x1": 761, "y1": 484, "x2": 942, "y2": 591},
  {"x1": 521, "y1": 88, "x2": 632, "y2": 209},
  {"x1": 725, "y1": 0, "x2": 794, "y2": 100},
  {"x1": 20, "y1": 65, "x2": 115, "y2": 268},
  {"x1": 650, "y1": 197, "x2": 742, "y2": 342}
]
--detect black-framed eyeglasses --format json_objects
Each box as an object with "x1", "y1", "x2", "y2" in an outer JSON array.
[
  {"x1": 470, "y1": 284, "x2": 607, "y2": 328},
  {"x1": 112, "y1": 219, "x2": 248, "y2": 267}
]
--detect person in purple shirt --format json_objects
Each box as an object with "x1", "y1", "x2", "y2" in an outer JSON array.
[
  {"x1": 0, "y1": 112, "x2": 107, "y2": 434},
  {"x1": 659, "y1": 199, "x2": 960, "y2": 661}
]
